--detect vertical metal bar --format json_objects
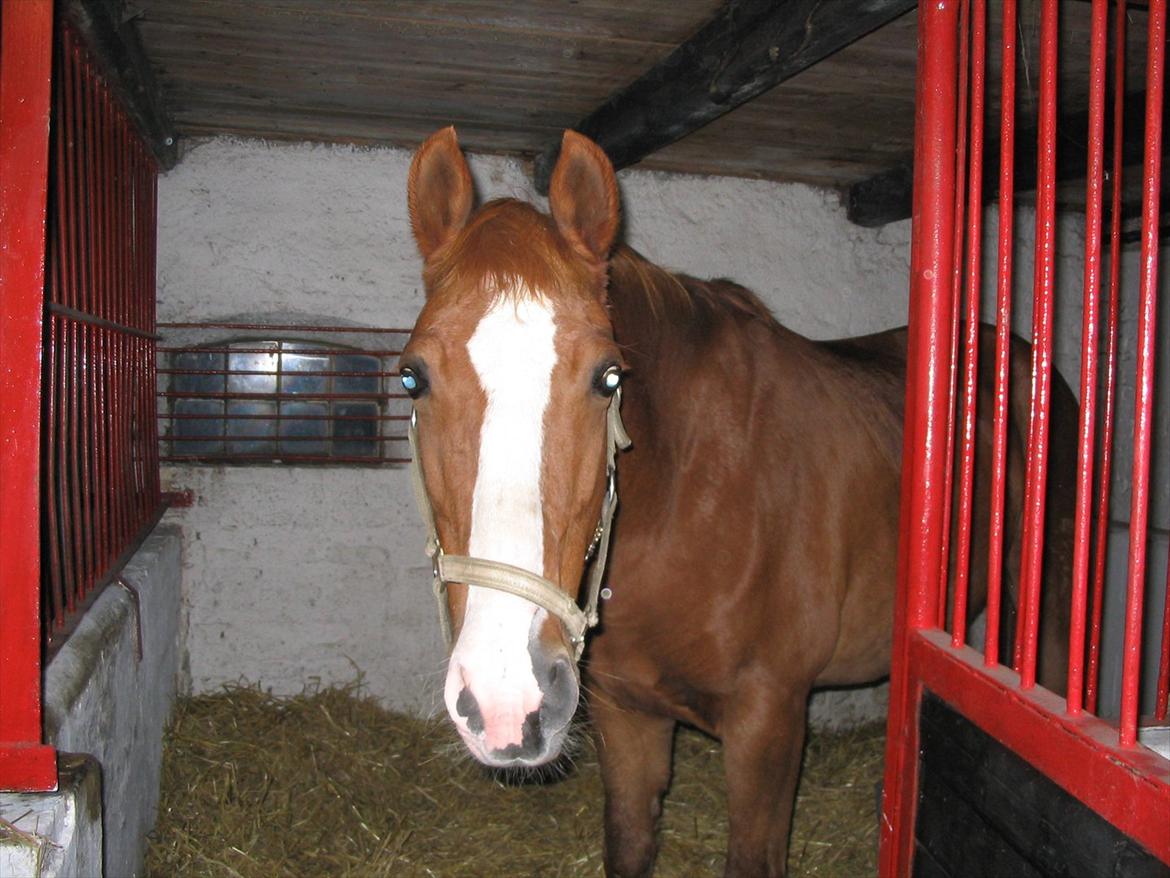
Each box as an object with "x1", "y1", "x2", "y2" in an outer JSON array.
[
  {"x1": 0, "y1": 0, "x2": 58, "y2": 792},
  {"x1": 1017, "y1": 0, "x2": 1060, "y2": 690},
  {"x1": 951, "y1": 0, "x2": 987, "y2": 648},
  {"x1": 147, "y1": 158, "x2": 161, "y2": 502},
  {"x1": 1156, "y1": 551, "x2": 1170, "y2": 722},
  {"x1": 97, "y1": 79, "x2": 113, "y2": 578},
  {"x1": 44, "y1": 55, "x2": 67, "y2": 635},
  {"x1": 1119, "y1": 0, "x2": 1165, "y2": 749},
  {"x1": 112, "y1": 113, "x2": 129, "y2": 550},
  {"x1": 60, "y1": 30, "x2": 81, "y2": 617},
  {"x1": 879, "y1": 2, "x2": 960, "y2": 873},
  {"x1": 1066, "y1": 0, "x2": 1110, "y2": 716},
  {"x1": 938, "y1": 0, "x2": 973, "y2": 631},
  {"x1": 985, "y1": 0, "x2": 1018, "y2": 670},
  {"x1": 81, "y1": 54, "x2": 97, "y2": 596}
]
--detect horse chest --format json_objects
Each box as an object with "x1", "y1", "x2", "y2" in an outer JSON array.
[{"x1": 588, "y1": 614, "x2": 728, "y2": 735}]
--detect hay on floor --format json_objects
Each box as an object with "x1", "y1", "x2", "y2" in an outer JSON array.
[{"x1": 147, "y1": 684, "x2": 884, "y2": 877}]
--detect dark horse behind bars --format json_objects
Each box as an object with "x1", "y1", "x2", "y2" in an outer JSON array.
[{"x1": 400, "y1": 127, "x2": 1074, "y2": 877}]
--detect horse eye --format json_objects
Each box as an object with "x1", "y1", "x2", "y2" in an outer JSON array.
[
  {"x1": 400, "y1": 366, "x2": 427, "y2": 399},
  {"x1": 594, "y1": 364, "x2": 622, "y2": 397}
]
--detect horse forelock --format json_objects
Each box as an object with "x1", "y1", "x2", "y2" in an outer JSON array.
[{"x1": 423, "y1": 199, "x2": 603, "y2": 307}]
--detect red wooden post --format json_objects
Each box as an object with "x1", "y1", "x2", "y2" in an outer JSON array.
[{"x1": 0, "y1": 0, "x2": 58, "y2": 792}]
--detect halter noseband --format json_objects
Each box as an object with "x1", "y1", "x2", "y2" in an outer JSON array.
[{"x1": 407, "y1": 388, "x2": 632, "y2": 659}]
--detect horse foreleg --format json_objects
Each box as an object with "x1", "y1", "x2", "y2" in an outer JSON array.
[
  {"x1": 721, "y1": 686, "x2": 808, "y2": 878},
  {"x1": 592, "y1": 698, "x2": 675, "y2": 878}
]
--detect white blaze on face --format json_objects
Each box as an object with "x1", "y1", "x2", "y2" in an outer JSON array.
[{"x1": 444, "y1": 292, "x2": 558, "y2": 753}]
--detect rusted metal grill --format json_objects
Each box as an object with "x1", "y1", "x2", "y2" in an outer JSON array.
[
  {"x1": 881, "y1": 0, "x2": 1169, "y2": 873},
  {"x1": 157, "y1": 323, "x2": 412, "y2": 465},
  {"x1": 40, "y1": 22, "x2": 164, "y2": 655}
]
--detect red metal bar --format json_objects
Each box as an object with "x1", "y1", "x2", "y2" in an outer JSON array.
[
  {"x1": 159, "y1": 367, "x2": 403, "y2": 379},
  {"x1": 1066, "y1": 0, "x2": 1111, "y2": 717},
  {"x1": 0, "y1": 0, "x2": 58, "y2": 792},
  {"x1": 950, "y1": 0, "x2": 987, "y2": 649},
  {"x1": 1119, "y1": 0, "x2": 1165, "y2": 749},
  {"x1": 97, "y1": 87, "x2": 113, "y2": 579},
  {"x1": 879, "y1": 2, "x2": 961, "y2": 873},
  {"x1": 1016, "y1": 0, "x2": 1060, "y2": 689},
  {"x1": 162, "y1": 412, "x2": 410, "y2": 422},
  {"x1": 984, "y1": 0, "x2": 1018, "y2": 670},
  {"x1": 159, "y1": 321, "x2": 413, "y2": 334},
  {"x1": 161, "y1": 454, "x2": 411, "y2": 465},
  {"x1": 159, "y1": 345, "x2": 408, "y2": 356},
  {"x1": 937, "y1": 0, "x2": 973, "y2": 631},
  {"x1": 158, "y1": 390, "x2": 397, "y2": 402},
  {"x1": 1156, "y1": 550, "x2": 1170, "y2": 721}
]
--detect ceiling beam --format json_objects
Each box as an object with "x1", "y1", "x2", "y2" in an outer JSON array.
[
  {"x1": 848, "y1": 90, "x2": 1156, "y2": 227},
  {"x1": 532, "y1": 0, "x2": 916, "y2": 195},
  {"x1": 64, "y1": 0, "x2": 178, "y2": 169}
]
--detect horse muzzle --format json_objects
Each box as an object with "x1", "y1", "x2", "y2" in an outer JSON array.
[{"x1": 445, "y1": 634, "x2": 579, "y2": 767}]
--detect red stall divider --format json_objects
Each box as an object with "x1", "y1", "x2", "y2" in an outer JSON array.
[
  {"x1": 881, "y1": 1, "x2": 1170, "y2": 872},
  {"x1": 1, "y1": 9, "x2": 163, "y2": 793}
]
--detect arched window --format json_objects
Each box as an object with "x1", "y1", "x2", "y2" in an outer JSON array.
[{"x1": 160, "y1": 326, "x2": 411, "y2": 464}]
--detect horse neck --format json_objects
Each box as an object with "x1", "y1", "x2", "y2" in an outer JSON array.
[{"x1": 604, "y1": 247, "x2": 746, "y2": 449}]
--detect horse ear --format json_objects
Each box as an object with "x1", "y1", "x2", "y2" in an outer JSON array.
[
  {"x1": 548, "y1": 131, "x2": 620, "y2": 264},
  {"x1": 408, "y1": 126, "x2": 474, "y2": 261}
]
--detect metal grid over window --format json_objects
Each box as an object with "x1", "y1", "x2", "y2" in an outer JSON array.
[{"x1": 158, "y1": 323, "x2": 412, "y2": 464}]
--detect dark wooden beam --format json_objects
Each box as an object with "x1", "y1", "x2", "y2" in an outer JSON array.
[
  {"x1": 64, "y1": 0, "x2": 178, "y2": 169},
  {"x1": 532, "y1": 0, "x2": 916, "y2": 195},
  {"x1": 848, "y1": 91, "x2": 1156, "y2": 227}
]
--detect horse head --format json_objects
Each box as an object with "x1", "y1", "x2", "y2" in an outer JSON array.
[{"x1": 402, "y1": 127, "x2": 626, "y2": 767}]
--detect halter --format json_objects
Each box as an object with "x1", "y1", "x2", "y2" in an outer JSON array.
[{"x1": 407, "y1": 388, "x2": 632, "y2": 659}]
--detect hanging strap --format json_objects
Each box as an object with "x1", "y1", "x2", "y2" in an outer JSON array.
[{"x1": 407, "y1": 389, "x2": 631, "y2": 659}]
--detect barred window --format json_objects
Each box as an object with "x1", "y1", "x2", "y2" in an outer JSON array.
[{"x1": 159, "y1": 325, "x2": 411, "y2": 464}]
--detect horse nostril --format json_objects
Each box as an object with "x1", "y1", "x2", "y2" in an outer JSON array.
[
  {"x1": 538, "y1": 656, "x2": 578, "y2": 730},
  {"x1": 456, "y1": 686, "x2": 485, "y2": 734}
]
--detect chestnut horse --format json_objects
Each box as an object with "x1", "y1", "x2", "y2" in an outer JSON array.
[{"x1": 400, "y1": 127, "x2": 1074, "y2": 877}]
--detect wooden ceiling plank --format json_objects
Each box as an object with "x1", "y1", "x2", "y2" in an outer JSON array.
[
  {"x1": 137, "y1": 0, "x2": 722, "y2": 46},
  {"x1": 530, "y1": 0, "x2": 916, "y2": 193}
]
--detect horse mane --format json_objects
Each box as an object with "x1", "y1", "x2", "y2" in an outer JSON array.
[{"x1": 607, "y1": 245, "x2": 780, "y2": 342}]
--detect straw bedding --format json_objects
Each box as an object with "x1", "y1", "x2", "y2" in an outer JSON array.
[{"x1": 147, "y1": 684, "x2": 884, "y2": 877}]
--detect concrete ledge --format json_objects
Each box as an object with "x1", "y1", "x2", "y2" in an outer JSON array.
[
  {"x1": 0, "y1": 517, "x2": 183, "y2": 878},
  {"x1": 0, "y1": 755, "x2": 102, "y2": 878}
]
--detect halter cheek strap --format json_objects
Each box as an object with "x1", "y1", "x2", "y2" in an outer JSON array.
[{"x1": 407, "y1": 388, "x2": 632, "y2": 660}]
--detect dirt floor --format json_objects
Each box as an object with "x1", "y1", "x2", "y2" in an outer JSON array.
[{"x1": 146, "y1": 684, "x2": 885, "y2": 877}]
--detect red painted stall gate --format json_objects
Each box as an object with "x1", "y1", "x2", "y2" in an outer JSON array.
[
  {"x1": 0, "y1": 1, "x2": 162, "y2": 792},
  {"x1": 880, "y1": 0, "x2": 1170, "y2": 874}
]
